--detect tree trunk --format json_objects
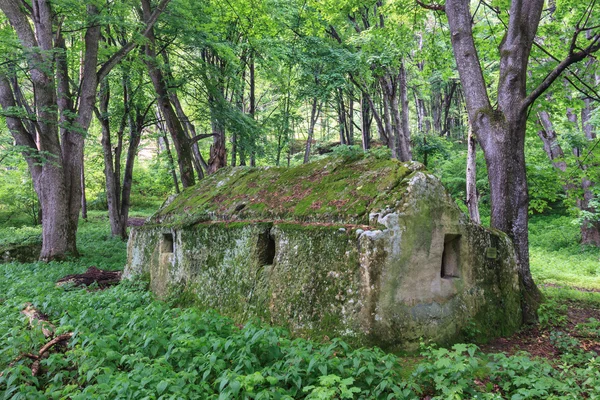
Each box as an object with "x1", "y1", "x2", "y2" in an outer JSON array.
[
  {"x1": 478, "y1": 117, "x2": 538, "y2": 320},
  {"x1": 444, "y1": 0, "x2": 549, "y2": 322},
  {"x1": 97, "y1": 79, "x2": 125, "y2": 238},
  {"x1": 249, "y1": 54, "x2": 256, "y2": 167},
  {"x1": 348, "y1": 95, "x2": 354, "y2": 145},
  {"x1": 466, "y1": 124, "x2": 480, "y2": 223},
  {"x1": 361, "y1": 93, "x2": 371, "y2": 150},
  {"x1": 81, "y1": 167, "x2": 88, "y2": 220},
  {"x1": 207, "y1": 101, "x2": 227, "y2": 174},
  {"x1": 304, "y1": 98, "x2": 320, "y2": 164},
  {"x1": 0, "y1": 0, "x2": 170, "y2": 260},
  {"x1": 398, "y1": 62, "x2": 412, "y2": 160},
  {"x1": 141, "y1": 0, "x2": 195, "y2": 188},
  {"x1": 119, "y1": 112, "x2": 143, "y2": 239},
  {"x1": 537, "y1": 111, "x2": 567, "y2": 172}
]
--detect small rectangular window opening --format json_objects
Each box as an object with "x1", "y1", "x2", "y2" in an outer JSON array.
[
  {"x1": 257, "y1": 232, "x2": 276, "y2": 266},
  {"x1": 441, "y1": 234, "x2": 461, "y2": 279},
  {"x1": 161, "y1": 233, "x2": 174, "y2": 254}
]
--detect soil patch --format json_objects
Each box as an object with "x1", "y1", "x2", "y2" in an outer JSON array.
[{"x1": 481, "y1": 303, "x2": 600, "y2": 359}]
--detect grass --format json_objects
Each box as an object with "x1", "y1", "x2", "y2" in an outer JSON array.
[
  {"x1": 2, "y1": 210, "x2": 600, "y2": 398},
  {"x1": 529, "y1": 213, "x2": 600, "y2": 290}
]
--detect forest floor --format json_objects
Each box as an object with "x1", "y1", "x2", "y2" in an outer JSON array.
[
  {"x1": 2, "y1": 210, "x2": 600, "y2": 398},
  {"x1": 482, "y1": 296, "x2": 600, "y2": 359}
]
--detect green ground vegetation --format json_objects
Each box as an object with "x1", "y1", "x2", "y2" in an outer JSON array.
[{"x1": 1, "y1": 210, "x2": 600, "y2": 399}]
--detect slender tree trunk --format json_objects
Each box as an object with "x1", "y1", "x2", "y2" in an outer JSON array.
[
  {"x1": 348, "y1": 95, "x2": 354, "y2": 145},
  {"x1": 162, "y1": 133, "x2": 181, "y2": 194},
  {"x1": 119, "y1": 112, "x2": 143, "y2": 239},
  {"x1": 537, "y1": 111, "x2": 567, "y2": 172},
  {"x1": 81, "y1": 165, "x2": 88, "y2": 220},
  {"x1": 97, "y1": 79, "x2": 125, "y2": 238},
  {"x1": 304, "y1": 98, "x2": 320, "y2": 164},
  {"x1": 207, "y1": 99, "x2": 227, "y2": 174},
  {"x1": 380, "y1": 80, "x2": 394, "y2": 152},
  {"x1": 398, "y1": 62, "x2": 412, "y2": 160},
  {"x1": 361, "y1": 93, "x2": 371, "y2": 150},
  {"x1": 169, "y1": 89, "x2": 205, "y2": 180},
  {"x1": 141, "y1": 0, "x2": 194, "y2": 188},
  {"x1": 466, "y1": 124, "x2": 480, "y2": 223},
  {"x1": 249, "y1": 54, "x2": 256, "y2": 167},
  {"x1": 337, "y1": 89, "x2": 347, "y2": 145}
]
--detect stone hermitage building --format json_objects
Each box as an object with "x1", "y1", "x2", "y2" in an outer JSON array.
[{"x1": 125, "y1": 156, "x2": 522, "y2": 351}]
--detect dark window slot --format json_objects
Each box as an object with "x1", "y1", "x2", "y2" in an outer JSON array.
[
  {"x1": 258, "y1": 232, "x2": 276, "y2": 266},
  {"x1": 441, "y1": 234, "x2": 461, "y2": 278},
  {"x1": 161, "y1": 233, "x2": 174, "y2": 254}
]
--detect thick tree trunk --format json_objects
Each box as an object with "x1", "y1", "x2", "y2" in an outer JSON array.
[
  {"x1": 479, "y1": 118, "x2": 538, "y2": 320},
  {"x1": 444, "y1": 0, "x2": 547, "y2": 323}
]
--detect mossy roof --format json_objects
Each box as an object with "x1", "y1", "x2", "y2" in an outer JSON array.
[{"x1": 150, "y1": 155, "x2": 424, "y2": 227}]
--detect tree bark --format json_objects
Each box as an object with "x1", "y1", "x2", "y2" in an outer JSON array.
[
  {"x1": 0, "y1": 0, "x2": 170, "y2": 260},
  {"x1": 361, "y1": 93, "x2": 371, "y2": 150},
  {"x1": 466, "y1": 124, "x2": 480, "y2": 223},
  {"x1": 444, "y1": 0, "x2": 546, "y2": 322},
  {"x1": 537, "y1": 108, "x2": 600, "y2": 246},
  {"x1": 304, "y1": 97, "x2": 320, "y2": 164},
  {"x1": 398, "y1": 62, "x2": 412, "y2": 160},
  {"x1": 141, "y1": 0, "x2": 195, "y2": 188},
  {"x1": 537, "y1": 110, "x2": 567, "y2": 172}
]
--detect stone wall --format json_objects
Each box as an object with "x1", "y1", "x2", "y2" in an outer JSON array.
[{"x1": 125, "y1": 156, "x2": 522, "y2": 351}]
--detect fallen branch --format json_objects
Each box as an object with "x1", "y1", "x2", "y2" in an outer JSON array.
[
  {"x1": 0, "y1": 332, "x2": 73, "y2": 377},
  {"x1": 0, "y1": 305, "x2": 75, "y2": 378},
  {"x1": 56, "y1": 266, "x2": 122, "y2": 288},
  {"x1": 30, "y1": 333, "x2": 73, "y2": 376},
  {"x1": 22, "y1": 303, "x2": 55, "y2": 338}
]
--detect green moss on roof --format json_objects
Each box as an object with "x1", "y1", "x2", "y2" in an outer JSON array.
[{"x1": 151, "y1": 155, "x2": 423, "y2": 227}]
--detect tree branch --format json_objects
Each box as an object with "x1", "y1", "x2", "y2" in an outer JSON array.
[
  {"x1": 190, "y1": 133, "x2": 216, "y2": 145},
  {"x1": 416, "y1": 0, "x2": 445, "y2": 12},
  {"x1": 522, "y1": 34, "x2": 600, "y2": 111},
  {"x1": 444, "y1": 0, "x2": 491, "y2": 121},
  {"x1": 97, "y1": 0, "x2": 172, "y2": 82}
]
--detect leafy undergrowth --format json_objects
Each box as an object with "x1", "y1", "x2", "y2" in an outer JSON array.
[{"x1": 1, "y1": 214, "x2": 600, "y2": 399}]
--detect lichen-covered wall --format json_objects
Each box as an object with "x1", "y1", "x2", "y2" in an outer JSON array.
[{"x1": 125, "y1": 156, "x2": 522, "y2": 351}]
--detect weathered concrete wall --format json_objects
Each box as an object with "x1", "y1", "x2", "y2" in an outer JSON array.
[{"x1": 125, "y1": 156, "x2": 522, "y2": 351}]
